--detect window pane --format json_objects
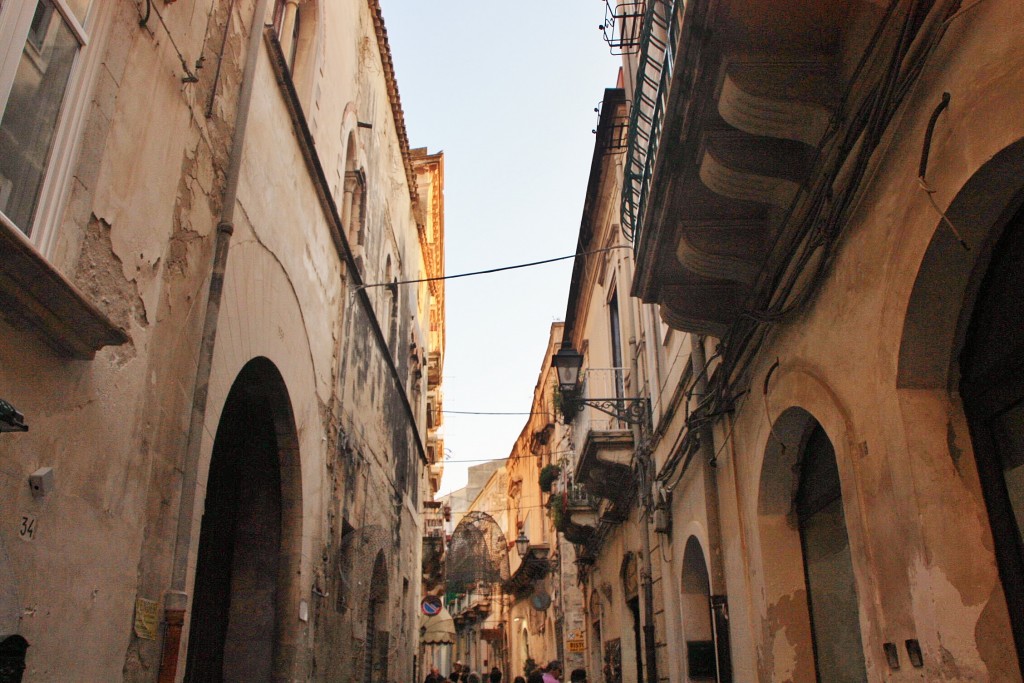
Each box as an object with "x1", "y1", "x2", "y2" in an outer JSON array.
[{"x1": 0, "y1": 0, "x2": 78, "y2": 235}]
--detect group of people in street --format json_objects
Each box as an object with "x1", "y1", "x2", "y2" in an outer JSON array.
[
  {"x1": 424, "y1": 660, "x2": 587, "y2": 683},
  {"x1": 426, "y1": 660, "x2": 587, "y2": 683},
  {"x1": 423, "y1": 661, "x2": 504, "y2": 683}
]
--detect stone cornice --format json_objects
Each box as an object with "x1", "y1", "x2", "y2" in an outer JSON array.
[{"x1": 368, "y1": 0, "x2": 419, "y2": 209}]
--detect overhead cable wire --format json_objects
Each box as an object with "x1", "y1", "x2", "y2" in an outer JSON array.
[
  {"x1": 443, "y1": 449, "x2": 576, "y2": 463},
  {"x1": 442, "y1": 410, "x2": 555, "y2": 416},
  {"x1": 356, "y1": 245, "x2": 631, "y2": 290}
]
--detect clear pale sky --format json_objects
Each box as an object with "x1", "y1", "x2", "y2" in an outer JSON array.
[{"x1": 382, "y1": 1, "x2": 621, "y2": 497}]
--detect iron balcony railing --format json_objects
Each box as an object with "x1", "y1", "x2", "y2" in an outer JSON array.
[
  {"x1": 571, "y1": 367, "x2": 634, "y2": 459},
  {"x1": 621, "y1": 0, "x2": 684, "y2": 248},
  {"x1": 601, "y1": 1, "x2": 647, "y2": 55},
  {"x1": 423, "y1": 502, "x2": 446, "y2": 538},
  {"x1": 566, "y1": 481, "x2": 599, "y2": 510}
]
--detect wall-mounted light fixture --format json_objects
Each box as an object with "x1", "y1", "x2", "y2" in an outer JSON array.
[
  {"x1": 515, "y1": 531, "x2": 530, "y2": 559},
  {"x1": 551, "y1": 341, "x2": 649, "y2": 426},
  {"x1": 0, "y1": 399, "x2": 27, "y2": 433}
]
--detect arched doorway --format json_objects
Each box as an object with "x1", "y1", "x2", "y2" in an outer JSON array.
[
  {"x1": 960, "y1": 202, "x2": 1024, "y2": 667},
  {"x1": 621, "y1": 553, "x2": 643, "y2": 683},
  {"x1": 364, "y1": 551, "x2": 390, "y2": 683},
  {"x1": 520, "y1": 625, "x2": 530, "y2": 675},
  {"x1": 680, "y1": 537, "x2": 717, "y2": 682},
  {"x1": 757, "y1": 408, "x2": 866, "y2": 683},
  {"x1": 184, "y1": 358, "x2": 301, "y2": 682},
  {"x1": 895, "y1": 138, "x2": 1024, "y2": 676},
  {"x1": 795, "y1": 424, "x2": 866, "y2": 683},
  {"x1": 588, "y1": 591, "x2": 603, "y2": 683}
]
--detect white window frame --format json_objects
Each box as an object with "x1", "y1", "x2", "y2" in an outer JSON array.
[{"x1": 0, "y1": 0, "x2": 110, "y2": 257}]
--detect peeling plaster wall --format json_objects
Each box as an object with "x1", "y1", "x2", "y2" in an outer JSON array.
[
  {"x1": 705, "y1": 2, "x2": 1024, "y2": 680},
  {"x1": 567, "y1": 4, "x2": 1024, "y2": 683},
  {"x1": 0, "y1": 0, "x2": 434, "y2": 680}
]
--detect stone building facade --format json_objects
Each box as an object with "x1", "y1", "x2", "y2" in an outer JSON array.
[
  {"x1": 552, "y1": 1, "x2": 1024, "y2": 682},
  {"x1": 502, "y1": 325, "x2": 587, "y2": 681},
  {"x1": 0, "y1": 1, "x2": 444, "y2": 681}
]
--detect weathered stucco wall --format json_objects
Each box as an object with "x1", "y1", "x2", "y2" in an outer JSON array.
[
  {"x1": 709, "y1": 2, "x2": 1024, "y2": 680},
  {"x1": 0, "y1": 0, "x2": 436, "y2": 680}
]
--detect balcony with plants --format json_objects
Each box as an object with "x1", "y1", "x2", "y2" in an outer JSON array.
[
  {"x1": 561, "y1": 368, "x2": 639, "y2": 512},
  {"x1": 547, "y1": 473, "x2": 601, "y2": 548}
]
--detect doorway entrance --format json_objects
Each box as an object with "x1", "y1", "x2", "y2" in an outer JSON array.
[
  {"x1": 184, "y1": 358, "x2": 301, "y2": 682},
  {"x1": 961, "y1": 204, "x2": 1024, "y2": 668}
]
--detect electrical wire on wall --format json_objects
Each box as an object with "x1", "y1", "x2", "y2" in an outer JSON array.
[{"x1": 712, "y1": 0, "x2": 967, "y2": 411}]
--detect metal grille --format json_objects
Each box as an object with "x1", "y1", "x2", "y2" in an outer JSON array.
[
  {"x1": 601, "y1": 1, "x2": 647, "y2": 55},
  {"x1": 621, "y1": 0, "x2": 682, "y2": 245},
  {"x1": 445, "y1": 511, "x2": 510, "y2": 594},
  {"x1": 594, "y1": 99, "x2": 630, "y2": 156},
  {"x1": 337, "y1": 524, "x2": 391, "y2": 613}
]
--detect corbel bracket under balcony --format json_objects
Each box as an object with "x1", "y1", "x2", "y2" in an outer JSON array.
[{"x1": 576, "y1": 430, "x2": 637, "y2": 508}]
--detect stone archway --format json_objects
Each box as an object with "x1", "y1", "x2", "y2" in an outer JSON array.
[
  {"x1": 896, "y1": 138, "x2": 1024, "y2": 678},
  {"x1": 756, "y1": 407, "x2": 866, "y2": 683},
  {"x1": 959, "y1": 204, "x2": 1024, "y2": 669},
  {"x1": 680, "y1": 537, "x2": 715, "y2": 682},
  {"x1": 184, "y1": 357, "x2": 302, "y2": 682}
]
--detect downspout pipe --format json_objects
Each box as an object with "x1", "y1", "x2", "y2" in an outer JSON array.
[
  {"x1": 638, "y1": 467, "x2": 659, "y2": 683},
  {"x1": 688, "y1": 336, "x2": 734, "y2": 680},
  {"x1": 158, "y1": 0, "x2": 270, "y2": 680},
  {"x1": 690, "y1": 337, "x2": 727, "y2": 589}
]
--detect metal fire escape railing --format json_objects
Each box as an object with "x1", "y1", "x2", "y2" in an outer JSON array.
[
  {"x1": 594, "y1": 98, "x2": 631, "y2": 156},
  {"x1": 620, "y1": 0, "x2": 684, "y2": 247},
  {"x1": 601, "y1": 1, "x2": 647, "y2": 55}
]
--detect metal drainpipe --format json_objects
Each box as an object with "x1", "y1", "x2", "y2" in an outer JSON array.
[
  {"x1": 689, "y1": 337, "x2": 727, "y2": 591},
  {"x1": 157, "y1": 0, "x2": 270, "y2": 680},
  {"x1": 637, "y1": 423, "x2": 658, "y2": 683},
  {"x1": 634, "y1": 479, "x2": 659, "y2": 683}
]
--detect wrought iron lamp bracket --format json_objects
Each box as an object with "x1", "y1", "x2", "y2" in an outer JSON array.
[{"x1": 570, "y1": 395, "x2": 650, "y2": 427}]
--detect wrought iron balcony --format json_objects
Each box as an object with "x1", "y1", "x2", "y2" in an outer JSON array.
[
  {"x1": 567, "y1": 368, "x2": 644, "y2": 435},
  {"x1": 568, "y1": 369, "x2": 640, "y2": 510},
  {"x1": 621, "y1": 0, "x2": 930, "y2": 345},
  {"x1": 423, "y1": 501, "x2": 447, "y2": 539},
  {"x1": 600, "y1": 1, "x2": 647, "y2": 55},
  {"x1": 620, "y1": 0, "x2": 678, "y2": 246}
]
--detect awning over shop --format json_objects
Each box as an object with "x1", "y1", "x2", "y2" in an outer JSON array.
[{"x1": 419, "y1": 608, "x2": 456, "y2": 645}]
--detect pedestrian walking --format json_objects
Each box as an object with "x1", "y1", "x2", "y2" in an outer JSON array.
[
  {"x1": 570, "y1": 669, "x2": 586, "y2": 683},
  {"x1": 542, "y1": 661, "x2": 562, "y2": 683},
  {"x1": 425, "y1": 666, "x2": 441, "y2": 683},
  {"x1": 490, "y1": 666, "x2": 502, "y2": 683}
]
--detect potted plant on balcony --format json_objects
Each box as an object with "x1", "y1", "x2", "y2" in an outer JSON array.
[
  {"x1": 538, "y1": 464, "x2": 561, "y2": 493},
  {"x1": 548, "y1": 493, "x2": 568, "y2": 531}
]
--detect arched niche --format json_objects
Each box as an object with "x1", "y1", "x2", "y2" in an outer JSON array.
[
  {"x1": 680, "y1": 536, "x2": 715, "y2": 682},
  {"x1": 364, "y1": 551, "x2": 391, "y2": 683},
  {"x1": 756, "y1": 407, "x2": 866, "y2": 683}
]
